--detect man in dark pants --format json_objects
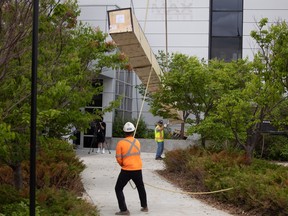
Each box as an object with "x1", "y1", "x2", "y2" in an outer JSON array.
[{"x1": 114, "y1": 122, "x2": 148, "y2": 215}]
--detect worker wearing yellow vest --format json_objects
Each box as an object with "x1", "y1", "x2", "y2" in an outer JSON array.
[
  {"x1": 155, "y1": 120, "x2": 165, "y2": 160},
  {"x1": 115, "y1": 122, "x2": 148, "y2": 215}
]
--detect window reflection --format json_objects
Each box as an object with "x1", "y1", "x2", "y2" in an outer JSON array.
[
  {"x1": 210, "y1": 0, "x2": 243, "y2": 61},
  {"x1": 211, "y1": 38, "x2": 242, "y2": 62},
  {"x1": 115, "y1": 69, "x2": 133, "y2": 121},
  {"x1": 212, "y1": 0, "x2": 242, "y2": 11},
  {"x1": 212, "y1": 12, "x2": 242, "y2": 36}
]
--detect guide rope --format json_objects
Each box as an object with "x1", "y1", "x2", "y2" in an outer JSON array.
[{"x1": 127, "y1": 0, "x2": 234, "y2": 196}]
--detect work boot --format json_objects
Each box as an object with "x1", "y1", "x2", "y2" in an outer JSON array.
[
  {"x1": 141, "y1": 207, "x2": 148, "y2": 212},
  {"x1": 115, "y1": 210, "x2": 130, "y2": 215}
]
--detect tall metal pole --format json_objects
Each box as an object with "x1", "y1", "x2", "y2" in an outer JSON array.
[
  {"x1": 30, "y1": 0, "x2": 39, "y2": 215},
  {"x1": 165, "y1": 0, "x2": 168, "y2": 71}
]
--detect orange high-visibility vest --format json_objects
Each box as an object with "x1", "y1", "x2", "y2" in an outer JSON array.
[{"x1": 115, "y1": 136, "x2": 142, "y2": 171}]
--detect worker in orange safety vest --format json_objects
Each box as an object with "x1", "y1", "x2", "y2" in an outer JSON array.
[{"x1": 114, "y1": 122, "x2": 148, "y2": 215}]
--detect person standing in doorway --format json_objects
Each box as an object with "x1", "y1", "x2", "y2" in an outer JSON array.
[
  {"x1": 89, "y1": 119, "x2": 98, "y2": 153},
  {"x1": 96, "y1": 118, "x2": 106, "y2": 153},
  {"x1": 114, "y1": 122, "x2": 148, "y2": 215},
  {"x1": 155, "y1": 120, "x2": 165, "y2": 160}
]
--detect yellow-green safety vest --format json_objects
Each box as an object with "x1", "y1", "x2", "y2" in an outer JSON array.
[{"x1": 155, "y1": 126, "x2": 164, "y2": 142}]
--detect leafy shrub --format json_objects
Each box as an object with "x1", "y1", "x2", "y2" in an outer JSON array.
[
  {"x1": 144, "y1": 128, "x2": 154, "y2": 139},
  {"x1": 112, "y1": 116, "x2": 149, "y2": 138},
  {"x1": 0, "y1": 200, "x2": 42, "y2": 216},
  {"x1": 0, "y1": 184, "x2": 22, "y2": 206},
  {"x1": 0, "y1": 166, "x2": 13, "y2": 186},
  {"x1": 0, "y1": 138, "x2": 98, "y2": 216},
  {"x1": 255, "y1": 135, "x2": 288, "y2": 161},
  {"x1": 163, "y1": 146, "x2": 288, "y2": 215},
  {"x1": 35, "y1": 138, "x2": 86, "y2": 193},
  {"x1": 112, "y1": 115, "x2": 125, "y2": 137},
  {"x1": 37, "y1": 187, "x2": 98, "y2": 216}
]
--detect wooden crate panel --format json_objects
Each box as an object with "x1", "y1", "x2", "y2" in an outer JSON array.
[
  {"x1": 134, "y1": 66, "x2": 152, "y2": 76},
  {"x1": 110, "y1": 32, "x2": 138, "y2": 46},
  {"x1": 148, "y1": 84, "x2": 159, "y2": 92},
  {"x1": 108, "y1": 9, "x2": 133, "y2": 34},
  {"x1": 129, "y1": 56, "x2": 151, "y2": 68},
  {"x1": 138, "y1": 75, "x2": 160, "y2": 84},
  {"x1": 131, "y1": 14, "x2": 152, "y2": 62},
  {"x1": 118, "y1": 44, "x2": 146, "y2": 58}
]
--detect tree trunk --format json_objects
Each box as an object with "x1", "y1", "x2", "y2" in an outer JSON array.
[
  {"x1": 11, "y1": 163, "x2": 23, "y2": 190},
  {"x1": 180, "y1": 122, "x2": 185, "y2": 139},
  {"x1": 244, "y1": 131, "x2": 262, "y2": 164},
  {"x1": 244, "y1": 145, "x2": 253, "y2": 165},
  {"x1": 201, "y1": 136, "x2": 206, "y2": 148}
]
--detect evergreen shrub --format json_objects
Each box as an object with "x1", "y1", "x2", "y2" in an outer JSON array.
[{"x1": 163, "y1": 146, "x2": 288, "y2": 215}]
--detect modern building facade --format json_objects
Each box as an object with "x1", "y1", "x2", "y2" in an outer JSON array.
[{"x1": 76, "y1": 0, "x2": 288, "y2": 148}]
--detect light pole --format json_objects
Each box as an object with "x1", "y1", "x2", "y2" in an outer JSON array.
[
  {"x1": 30, "y1": 0, "x2": 39, "y2": 215},
  {"x1": 165, "y1": 0, "x2": 168, "y2": 70}
]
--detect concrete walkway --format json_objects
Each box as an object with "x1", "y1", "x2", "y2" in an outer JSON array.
[{"x1": 77, "y1": 149, "x2": 233, "y2": 216}]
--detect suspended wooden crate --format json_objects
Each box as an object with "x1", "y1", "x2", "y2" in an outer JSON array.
[
  {"x1": 107, "y1": 8, "x2": 162, "y2": 92},
  {"x1": 107, "y1": 8, "x2": 183, "y2": 123}
]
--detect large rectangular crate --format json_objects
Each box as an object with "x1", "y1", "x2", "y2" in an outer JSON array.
[{"x1": 108, "y1": 8, "x2": 162, "y2": 91}]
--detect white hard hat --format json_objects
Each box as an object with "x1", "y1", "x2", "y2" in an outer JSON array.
[{"x1": 123, "y1": 122, "x2": 135, "y2": 132}]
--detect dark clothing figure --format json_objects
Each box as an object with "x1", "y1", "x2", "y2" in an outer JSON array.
[
  {"x1": 115, "y1": 170, "x2": 147, "y2": 213},
  {"x1": 96, "y1": 121, "x2": 106, "y2": 144},
  {"x1": 90, "y1": 120, "x2": 98, "y2": 149},
  {"x1": 90, "y1": 120, "x2": 106, "y2": 153}
]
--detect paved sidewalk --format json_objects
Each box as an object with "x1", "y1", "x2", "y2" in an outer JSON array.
[{"x1": 77, "y1": 149, "x2": 232, "y2": 216}]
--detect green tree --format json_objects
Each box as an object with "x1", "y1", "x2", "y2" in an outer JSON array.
[
  {"x1": 149, "y1": 52, "x2": 208, "y2": 140},
  {"x1": 150, "y1": 52, "x2": 251, "y2": 145},
  {"x1": 205, "y1": 19, "x2": 288, "y2": 163},
  {"x1": 0, "y1": 0, "x2": 127, "y2": 189},
  {"x1": 188, "y1": 58, "x2": 253, "y2": 147}
]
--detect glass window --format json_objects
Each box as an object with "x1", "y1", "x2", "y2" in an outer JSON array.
[
  {"x1": 119, "y1": 82, "x2": 124, "y2": 95},
  {"x1": 83, "y1": 137, "x2": 93, "y2": 148},
  {"x1": 126, "y1": 71, "x2": 132, "y2": 83},
  {"x1": 127, "y1": 98, "x2": 132, "y2": 110},
  {"x1": 119, "y1": 70, "x2": 125, "y2": 81},
  {"x1": 211, "y1": 37, "x2": 242, "y2": 62},
  {"x1": 212, "y1": 12, "x2": 242, "y2": 37},
  {"x1": 212, "y1": 0, "x2": 242, "y2": 11},
  {"x1": 210, "y1": 0, "x2": 243, "y2": 61},
  {"x1": 124, "y1": 111, "x2": 131, "y2": 120},
  {"x1": 117, "y1": 110, "x2": 124, "y2": 120},
  {"x1": 115, "y1": 68, "x2": 133, "y2": 121},
  {"x1": 92, "y1": 79, "x2": 103, "y2": 88},
  {"x1": 125, "y1": 85, "x2": 132, "y2": 98},
  {"x1": 90, "y1": 94, "x2": 102, "y2": 107}
]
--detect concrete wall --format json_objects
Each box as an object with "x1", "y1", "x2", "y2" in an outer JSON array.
[
  {"x1": 243, "y1": 0, "x2": 288, "y2": 60},
  {"x1": 106, "y1": 138, "x2": 197, "y2": 153}
]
